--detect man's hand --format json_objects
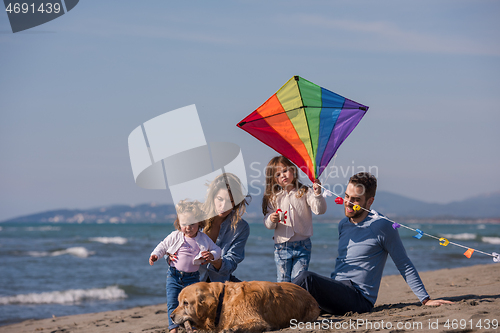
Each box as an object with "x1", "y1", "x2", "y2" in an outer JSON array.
[
  {"x1": 149, "y1": 254, "x2": 158, "y2": 266},
  {"x1": 423, "y1": 299, "x2": 454, "y2": 306}
]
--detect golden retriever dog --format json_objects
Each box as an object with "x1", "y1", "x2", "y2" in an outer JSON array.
[{"x1": 171, "y1": 281, "x2": 320, "y2": 332}]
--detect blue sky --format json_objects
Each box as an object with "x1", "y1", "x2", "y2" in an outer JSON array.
[{"x1": 1, "y1": 0, "x2": 499, "y2": 221}]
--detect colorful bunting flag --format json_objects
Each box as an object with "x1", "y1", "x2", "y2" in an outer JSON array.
[
  {"x1": 464, "y1": 248, "x2": 474, "y2": 258},
  {"x1": 315, "y1": 184, "x2": 499, "y2": 263},
  {"x1": 439, "y1": 237, "x2": 449, "y2": 246},
  {"x1": 413, "y1": 229, "x2": 424, "y2": 239}
]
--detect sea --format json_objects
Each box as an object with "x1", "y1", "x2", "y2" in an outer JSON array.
[{"x1": 1, "y1": 218, "x2": 499, "y2": 326}]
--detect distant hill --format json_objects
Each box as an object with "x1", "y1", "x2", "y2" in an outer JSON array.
[
  {"x1": 374, "y1": 191, "x2": 500, "y2": 218},
  {"x1": 2, "y1": 191, "x2": 499, "y2": 223},
  {"x1": 244, "y1": 190, "x2": 500, "y2": 219},
  {"x1": 2, "y1": 203, "x2": 177, "y2": 224}
]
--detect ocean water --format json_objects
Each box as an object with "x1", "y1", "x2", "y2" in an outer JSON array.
[{"x1": 0, "y1": 219, "x2": 499, "y2": 326}]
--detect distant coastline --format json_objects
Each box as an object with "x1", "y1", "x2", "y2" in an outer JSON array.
[{"x1": 2, "y1": 190, "x2": 499, "y2": 224}]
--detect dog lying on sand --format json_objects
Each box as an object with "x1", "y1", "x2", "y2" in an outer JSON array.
[{"x1": 171, "y1": 280, "x2": 320, "y2": 333}]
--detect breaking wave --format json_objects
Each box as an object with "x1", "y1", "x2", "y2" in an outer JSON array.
[
  {"x1": 439, "y1": 233, "x2": 476, "y2": 240},
  {"x1": 24, "y1": 226, "x2": 61, "y2": 232},
  {"x1": 0, "y1": 286, "x2": 127, "y2": 305},
  {"x1": 482, "y1": 237, "x2": 500, "y2": 245},
  {"x1": 27, "y1": 247, "x2": 95, "y2": 258},
  {"x1": 89, "y1": 237, "x2": 128, "y2": 245}
]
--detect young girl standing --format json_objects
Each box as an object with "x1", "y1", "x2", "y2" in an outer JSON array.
[
  {"x1": 263, "y1": 156, "x2": 327, "y2": 282},
  {"x1": 149, "y1": 200, "x2": 221, "y2": 333}
]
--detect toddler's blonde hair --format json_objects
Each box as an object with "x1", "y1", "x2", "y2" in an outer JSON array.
[{"x1": 173, "y1": 200, "x2": 205, "y2": 231}]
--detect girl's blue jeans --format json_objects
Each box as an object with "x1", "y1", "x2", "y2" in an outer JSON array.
[
  {"x1": 166, "y1": 266, "x2": 200, "y2": 330},
  {"x1": 274, "y1": 238, "x2": 312, "y2": 282}
]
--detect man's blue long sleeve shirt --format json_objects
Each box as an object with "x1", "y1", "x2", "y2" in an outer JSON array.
[{"x1": 332, "y1": 211, "x2": 429, "y2": 305}]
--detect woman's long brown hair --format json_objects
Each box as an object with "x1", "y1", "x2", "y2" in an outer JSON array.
[{"x1": 203, "y1": 173, "x2": 249, "y2": 233}]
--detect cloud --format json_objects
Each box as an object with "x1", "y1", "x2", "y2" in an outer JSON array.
[{"x1": 293, "y1": 15, "x2": 500, "y2": 56}]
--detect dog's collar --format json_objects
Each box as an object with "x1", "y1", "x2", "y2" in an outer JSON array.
[{"x1": 214, "y1": 285, "x2": 225, "y2": 328}]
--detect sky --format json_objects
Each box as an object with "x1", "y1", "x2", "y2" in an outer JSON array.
[{"x1": 1, "y1": 0, "x2": 499, "y2": 221}]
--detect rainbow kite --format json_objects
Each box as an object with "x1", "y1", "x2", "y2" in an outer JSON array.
[{"x1": 237, "y1": 76, "x2": 368, "y2": 182}]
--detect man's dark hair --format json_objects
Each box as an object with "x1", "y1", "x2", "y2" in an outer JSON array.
[{"x1": 349, "y1": 172, "x2": 377, "y2": 199}]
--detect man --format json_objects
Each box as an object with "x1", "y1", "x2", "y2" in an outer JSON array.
[{"x1": 293, "y1": 172, "x2": 452, "y2": 315}]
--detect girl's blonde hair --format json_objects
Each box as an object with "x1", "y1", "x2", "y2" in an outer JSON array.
[
  {"x1": 203, "y1": 173, "x2": 249, "y2": 233},
  {"x1": 173, "y1": 200, "x2": 205, "y2": 231},
  {"x1": 262, "y1": 156, "x2": 308, "y2": 215}
]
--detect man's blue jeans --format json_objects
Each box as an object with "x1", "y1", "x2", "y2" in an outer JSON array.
[
  {"x1": 166, "y1": 266, "x2": 200, "y2": 330},
  {"x1": 274, "y1": 238, "x2": 312, "y2": 282},
  {"x1": 293, "y1": 271, "x2": 373, "y2": 315}
]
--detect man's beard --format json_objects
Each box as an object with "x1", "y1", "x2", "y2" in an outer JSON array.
[{"x1": 345, "y1": 206, "x2": 365, "y2": 219}]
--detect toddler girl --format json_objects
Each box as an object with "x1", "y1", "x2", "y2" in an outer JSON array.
[{"x1": 149, "y1": 200, "x2": 221, "y2": 333}]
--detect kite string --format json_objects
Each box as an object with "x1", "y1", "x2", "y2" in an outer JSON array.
[{"x1": 315, "y1": 183, "x2": 496, "y2": 258}]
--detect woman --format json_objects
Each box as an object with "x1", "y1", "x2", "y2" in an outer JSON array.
[{"x1": 198, "y1": 173, "x2": 250, "y2": 282}]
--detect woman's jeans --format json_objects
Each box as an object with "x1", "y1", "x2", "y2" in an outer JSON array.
[
  {"x1": 274, "y1": 238, "x2": 312, "y2": 282},
  {"x1": 166, "y1": 266, "x2": 200, "y2": 330}
]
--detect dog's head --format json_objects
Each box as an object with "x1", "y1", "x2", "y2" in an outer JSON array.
[{"x1": 171, "y1": 282, "x2": 223, "y2": 330}]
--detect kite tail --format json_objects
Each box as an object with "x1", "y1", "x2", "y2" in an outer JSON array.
[{"x1": 316, "y1": 183, "x2": 500, "y2": 263}]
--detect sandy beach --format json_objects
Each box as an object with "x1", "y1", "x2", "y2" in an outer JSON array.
[{"x1": 1, "y1": 263, "x2": 499, "y2": 333}]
